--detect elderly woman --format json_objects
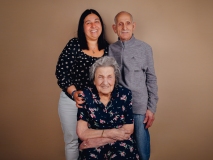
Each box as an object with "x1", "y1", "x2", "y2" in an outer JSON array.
[{"x1": 77, "y1": 56, "x2": 139, "y2": 160}]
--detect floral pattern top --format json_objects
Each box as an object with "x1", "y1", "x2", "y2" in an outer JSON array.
[
  {"x1": 55, "y1": 38, "x2": 108, "y2": 99},
  {"x1": 77, "y1": 85, "x2": 139, "y2": 160},
  {"x1": 77, "y1": 84, "x2": 133, "y2": 130}
]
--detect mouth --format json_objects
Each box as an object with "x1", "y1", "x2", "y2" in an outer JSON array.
[
  {"x1": 101, "y1": 86, "x2": 109, "y2": 89},
  {"x1": 91, "y1": 29, "x2": 98, "y2": 33},
  {"x1": 122, "y1": 31, "x2": 129, "y2": 33}
]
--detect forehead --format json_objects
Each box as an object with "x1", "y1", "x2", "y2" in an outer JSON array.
[
  {"x1": 84, "y1": 13, "x2": 100, "y2": 21},
  {"x1": 116, "y1": 13, "x2": 132, "y2": 22},
  {"x1": 95, "y1": 66, "x2": 114, "y2": 74}
]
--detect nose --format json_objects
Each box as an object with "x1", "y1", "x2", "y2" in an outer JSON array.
[
  {"x1": 91, "y1": 22, "x2": 96, "y2": 28},
  {"x1": 122, "y1": 24, "x2": 127, "y2": 30},
  {"x1": 103, "y1": 78, "x2": 108, "y2": 85}
]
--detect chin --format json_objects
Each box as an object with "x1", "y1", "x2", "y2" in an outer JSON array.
[{"x1": 100, "y1": 91, "x2": 111, "y2": 96}]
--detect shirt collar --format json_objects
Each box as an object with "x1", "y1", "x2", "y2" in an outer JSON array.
[{"x1": 118, "y1": 34, "x2": 135, "y2": 48}]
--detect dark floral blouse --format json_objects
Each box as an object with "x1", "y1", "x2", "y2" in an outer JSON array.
[
  {"x1": 55, "y1": 38, "x2": 108, "y2": 99},
  {"x1": 77, "y1": 85, "x2": 139, "y2": 160},
  {"x1": 77, "y1": 84, "x2": 133, "y2": 130}
]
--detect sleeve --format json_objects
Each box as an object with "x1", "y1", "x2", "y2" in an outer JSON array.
[
  {"x1": 123, "y1": 89, "x2": 134, "y2": 124},
  {"x1": 77, "y1": 107, "x2": 89, "y2": 122},
  {"x1": 55, "y1": 38, "x2": 78, "y2": 92},
  {"x1": 77, "y1": 90, "x2": 89, "y2": 122},
  {"x1": 145, "y1": 46, "x2": 159, "y2": 113}
]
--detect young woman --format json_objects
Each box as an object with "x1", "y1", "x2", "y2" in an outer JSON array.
[{"x1": 55, "y1": 9, "x2": 108, "y2": 160}]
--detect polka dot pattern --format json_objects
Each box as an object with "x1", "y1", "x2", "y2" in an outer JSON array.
[{"x1": 55, "y1": 38, "x2": 109, "y2": 94}]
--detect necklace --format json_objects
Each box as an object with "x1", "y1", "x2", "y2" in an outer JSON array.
[
  {"x1": 92, "y1": 49, "x2": 95, "y2": 54},
  {"x1": 91, "y1": 47, "x2": 97, "y2": 54}
]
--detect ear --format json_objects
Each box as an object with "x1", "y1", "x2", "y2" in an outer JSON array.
[
  {"x1": 112, "y1": 24, "x2": 117, "y2": 33},
  {"x1": 132, "y1": 22, "x2": 136, "y2": 31}
]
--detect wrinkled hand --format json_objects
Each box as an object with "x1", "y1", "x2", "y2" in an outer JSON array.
[
  {"x1": 73, "y1": 90, "x2": 84, "y2": 108},
  {"x1": 143, "y1": 110, "x2": 155, "y2": 129},
  {"x1": 108, "y1": 128, "x2": 131, "y2": 141},
  {"x1": 79, "y1": 138, "x2": 116, "y2": 150}
]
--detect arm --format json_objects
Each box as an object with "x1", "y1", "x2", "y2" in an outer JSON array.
[
  {"x1": 55, "y1": 39, "x2": 85, "y2": 107},
  {"x1": 77, "y1": 120, "x2": 130, "y2": 149},
  {"x1": 79, "y1": 137, "x2": 116, "y2": 150},
  {"x1": 55, "y1": 39, "x2": 76, "y2": 92},
  {"x1": 145, "y1": 46, "x2": 158, "y2": 128},
  {"x1": 77, "y1": 120, "x2": 131, "y2": 141}
]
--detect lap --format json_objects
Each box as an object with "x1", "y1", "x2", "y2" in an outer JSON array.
[{"x1": 79, "y1": 137, "x2": 139, "y2": 160}]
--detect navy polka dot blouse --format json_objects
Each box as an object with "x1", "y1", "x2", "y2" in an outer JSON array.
[{"x1": 55, "y1": 38, "x2": 108, "y2": 99}]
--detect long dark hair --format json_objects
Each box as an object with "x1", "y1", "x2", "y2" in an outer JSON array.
[{"x1": 77, "y1": 9, "x2": 107, "y2": 50}]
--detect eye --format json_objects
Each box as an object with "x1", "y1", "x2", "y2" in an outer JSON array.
[
  {"x1": 85, "y1": 21, "x2": 91, "y2": 25},
  {"x1": 95, "y1": 20, "x2": 100, "y2": 23}
]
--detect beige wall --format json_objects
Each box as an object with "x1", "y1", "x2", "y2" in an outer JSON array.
[{"x1": 1, "y1": 0, "x2": 213, "y2": 160}]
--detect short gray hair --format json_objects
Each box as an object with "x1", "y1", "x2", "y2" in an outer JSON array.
[
  {"x1": 114, "y1": 11, "x2": 133, "y2": 24},
  {"x1": 89, "y1": 56, "x2": 120, "y2": 86}
]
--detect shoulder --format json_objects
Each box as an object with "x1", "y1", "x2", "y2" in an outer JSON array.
[
  {"x1": 109, "y1": 41, "x2": 120, "y2": 48},
  {"x1": 116, "y1": 85, "x2": 132, "y2": 96},
  {"x1": 82, "y1": 86, "x2": 97, "y2": 98},
  {"x1": 109, "y1": 41, "x2": 122, "y2": 56},
  {"x1": 82, "y1": 87, "x2": 92, "y2": 96},
  {"x1": 67, "y1": 37, "x2": 80, "y2": 45},
  {"x1": 134, "y1": 38, "x2": 152, "y2": 49},
  {"x1": 64, "y1": 38, "x2": 80, "y2": 48}
]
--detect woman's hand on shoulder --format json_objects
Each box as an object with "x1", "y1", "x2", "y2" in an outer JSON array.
[{"x1": 74, "y1": 90, "x2": 85, "y2": 108}]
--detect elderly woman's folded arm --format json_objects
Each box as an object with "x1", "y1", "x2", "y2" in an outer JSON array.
[{"x1": 77, "y1": 120, "x2": 134, "y2": 149}]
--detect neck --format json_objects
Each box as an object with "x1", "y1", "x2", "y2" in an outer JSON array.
[
  {"x1": 87, "y1": 40, "x2": 98, "y2": 49},
  {"x1": 99, "y1": 93, "x2": 111, "y2": 101},
  {"x1": 100, "y1": 94, "x2": 111, "y2": 106}
]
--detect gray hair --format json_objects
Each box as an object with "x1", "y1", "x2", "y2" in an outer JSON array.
[
  {"x1": 114, "y1": 11, "x2": 133, "y2": 24},
  {"x1": 89, "y1": 56, "x2": 120, "y2": 86}
]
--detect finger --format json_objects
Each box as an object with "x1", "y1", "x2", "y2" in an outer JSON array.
[
  {"x1": 124, "y1": 130, "x2": 131, "y2": 134},
  {"x1": 145, "y1": 117, "x2": 154, "y2": 129},
  {"x1": 143, "y1": 116, "x2": 148, "y2": 123},
  {"x1": 76, "y1": 103, "x2": 83, "y2": 108}
]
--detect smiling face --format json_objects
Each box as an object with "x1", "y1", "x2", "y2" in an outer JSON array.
[
  {"x1": 93, "y1": 66, "x2": 115, "y2": 97},
  {"x1": 112, "y1": 12, "x2": 135, "y2": 41},
  {"x1": 83, "y1": 13, "x2": 102, "y2": 41}
]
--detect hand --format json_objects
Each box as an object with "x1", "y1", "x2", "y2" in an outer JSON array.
[
  {"x1": 79, "y1": 138, "x2": 116, "y2": 150},
  {"x1": 73, "y1": 90, "x2": 84, "y2": 108},
  {"x1": 143, "y1": 110, "x2": 155, "y2": 129},
  {"x1": 106, "y1": 128, "x2": 131, "y2": 141}
]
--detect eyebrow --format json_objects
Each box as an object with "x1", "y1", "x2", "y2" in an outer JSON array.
[{"x1": 85, "y1": 18, "x2": 100, "y2": 23}]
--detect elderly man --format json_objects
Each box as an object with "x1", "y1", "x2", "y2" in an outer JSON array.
[{"x1": 109, "y1": 11, "x2": 158, "y2": 160}]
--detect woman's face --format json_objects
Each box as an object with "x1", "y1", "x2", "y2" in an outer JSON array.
[
  {"x1": 83, "y1": 13, "x2": 102, "y2": 41},
  {"x1": 94, "y1": 66, "x2": 115, "y2": 96}
]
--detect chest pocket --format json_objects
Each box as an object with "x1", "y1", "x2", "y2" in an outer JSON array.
[{"x1": 128, "y1": 56, "x2": 146, "y2": 84}]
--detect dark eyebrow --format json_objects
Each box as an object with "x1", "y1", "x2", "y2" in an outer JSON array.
[{"x1": 84, "y1": 20, "x2": 91, "y2": 23}]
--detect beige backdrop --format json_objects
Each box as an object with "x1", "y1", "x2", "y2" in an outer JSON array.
[{"x1": 1, "y1": 0, "x2": 213, "y2": 160}]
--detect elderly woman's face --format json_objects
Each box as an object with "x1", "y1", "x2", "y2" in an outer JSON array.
[{"x1": 94, "y1": 66, "x2": 115, "y2": 96}]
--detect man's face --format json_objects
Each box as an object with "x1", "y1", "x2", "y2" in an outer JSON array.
[{"x1": 112, "y1": 13, "x2": 135, "y2": 41}]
